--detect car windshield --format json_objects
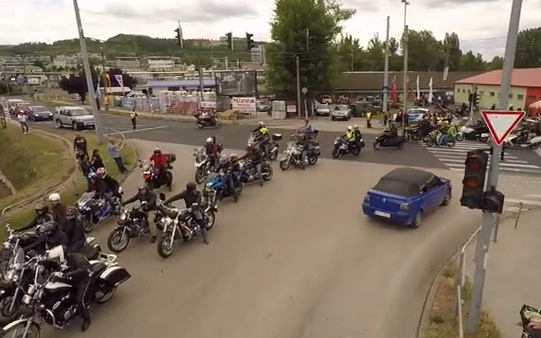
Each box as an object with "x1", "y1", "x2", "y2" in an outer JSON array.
[
  {"x1": 32, "y1": 106, "x2": 46, "y2": 112},
  {"x1": 70, "y1": 108, "x2": 89, "y2": 116},
  {"x1": 317, "y1": 104, "x2": 328, "y2": 109},
  {"x1": 373, "y1": 178, "x2": 418, "y2": 197},
  {"x1": 18, "y1": 103, "x2": 30, "y2": 109},
  {"x1": 335, "y1": 105, "x2": 348, "y2": 110}
]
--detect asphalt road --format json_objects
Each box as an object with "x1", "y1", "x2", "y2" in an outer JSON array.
[{"x1": 38, "y1": 140, "x2": 479, "y2": 338}]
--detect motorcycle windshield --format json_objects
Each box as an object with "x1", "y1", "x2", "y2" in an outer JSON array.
[
  {"x1": 247, "y1": 135, "x2": 257, "y2": 146},
  {"x1": 78, "y1": 191, "x2": 95, "y2": 206},
  {"x1": 195, "y1": 149, "x2": 207, "y2": 163},
  {"x1": 141, "y1": 161, "x2": 153, "y2": 171}
]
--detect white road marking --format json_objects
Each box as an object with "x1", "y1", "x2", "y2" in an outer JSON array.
[{"x1": 104, "y1": 126, "x2": 169, "y2": 135}]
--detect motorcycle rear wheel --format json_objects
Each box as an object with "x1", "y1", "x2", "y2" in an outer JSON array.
[
  {"x1": 352, "y1": 147, "x2": 361, "y2": 156},
  {"x1": 308, "y1": 156, "x2": 318, "y2": 165},
  {"x1": 107, "y1": 228, "x2": 130, "y2": 253},
  {"x1": 197, "y1": 124, "x2": 204, "y2": 129},
  {"x1": 262, "y1": 166, "x2": 273, "y2": 181},
  {"x1": 96, "y1": 286, "x2": 117, "y2": 304},
  {"x1": 0, "y1": 321, "x2": 40, "y2": 338},
  {"x1": 157, "y1": 233, "x2": 175, "y2": 258},
  {"x1": 530, "y1": 143, "x2": 540, "y2": 150}
]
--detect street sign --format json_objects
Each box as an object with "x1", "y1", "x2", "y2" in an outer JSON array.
[
  {"x1": 301, "y1": 87, "x2": 308, "y2": 94},
  {"x1": 481, "y1": 110, "x2": 524, "y2": 146},
  {"x1": 382, "y1": 85, "x2": 389, "y2": 93}
]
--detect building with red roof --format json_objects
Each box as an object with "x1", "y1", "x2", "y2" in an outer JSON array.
[{"x1": 454, "y1": 68, "x2": 541, "y2": 112}]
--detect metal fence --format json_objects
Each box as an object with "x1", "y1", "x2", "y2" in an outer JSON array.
[
  {"x1": 0, "y1": 127, "x2": 126, "y2": 224},
  {"x1": 455, "y1": 201, "x2": 530, "y2": 338}
]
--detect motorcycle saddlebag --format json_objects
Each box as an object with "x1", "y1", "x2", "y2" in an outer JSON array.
[
  {"x1": 166, "y1": 153, "x2": 176, "y2": 163},
  {"x1": 99, "y1": 266, "x2": 131, "y2": 287},
  {"x1": 271, "y1": 134, "x2": 283, "y2": 141}
]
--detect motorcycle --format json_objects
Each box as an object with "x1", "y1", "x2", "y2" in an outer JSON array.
[
  {"x1": 373, "y1": 134, "x2": 406, "y2": 150},
  {"x1": 239, "y1": 160, "x2": 273, "y2": 184},
  {"x1": 106, "y1": 204, "x2": 152, "y2": 253},
  {"x1": 456, "y1": 124, "x2": 489, "y2": 142},
  {"x1": 248, "y1": 133, "x2": 282, "y2": 161},
  {"x1": 520, "y1": 304, "x2": 541, "y2": 338},
  {"x1": 203, "y1": 172, "x2": 243, "y2": 206},
  {"x1": 423, "y1": 131, "x2": 456, "y2": 147},
  {"x1": 504, "y1": 133, "x2": 541, "y2": 150},
  {"x1": 0, "y1": 253, "x2": 130, "y2": 337},
  {"x1": 279, "y1": 142, "x2": 320, "y2": 170},
  {"x1": 77, "y1": 189, "x2": 122, "y2": 233},
  {"x1": 332, "y1": 137, "x2": 363, "y2": 158},
  {"x1": 193, "y1": 148, "x2": 215, "y2": 184},
  {"x1": 139, "y1": 154, "x2": 176, "y2": 190},
  {"x1": 195, "y1": 113, "x2": 220, "y2": 129},
  {"x1": 404, "y1": 126, "x2": 422, "y2": 142},
  {"x1": 156, "y1": 201, "x2": 217, "y2": 258}
]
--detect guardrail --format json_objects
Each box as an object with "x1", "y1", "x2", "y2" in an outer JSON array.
[
  {"x1": 455, "y1": 201, "x2": 529, "y2": 337},
  {"x1": 0, "y1": 127, "x2": 126, "y2": 224}
]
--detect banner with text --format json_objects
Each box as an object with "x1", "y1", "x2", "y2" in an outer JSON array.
[{"x1": 232, "y1": 97, "x2": 256, "y2": 115}]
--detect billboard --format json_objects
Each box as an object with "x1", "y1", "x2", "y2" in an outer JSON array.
[{"x1": 216, "y1": 71, "x2": 256, "y2": 96}]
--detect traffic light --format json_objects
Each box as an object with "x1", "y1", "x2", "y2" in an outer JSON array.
[
  {"x1": 468, "y1": 93, "x2": 473, "y2": 103},
  {"x1": 174, "y1": 28, "x2": 182, "y2": 46},
  {"x1": 473, "y1": 92, "x2": 480, "y2": 108},
  {"x1": 225, "y1": 32, "x2": 233, "y2": 50},
  {"x1": 481, "y1": 189, "x2": 505, "y2": 214},
  {"x1": 246, "y1": 32, "x2": 255, "y2": 50},
  {"x1": 460, "y1": 149, "x2": 489, "y2": 209}
]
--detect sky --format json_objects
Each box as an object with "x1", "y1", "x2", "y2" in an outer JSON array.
[{"x1": 1, "y1": 0, "x2": 540, "y2": 59}]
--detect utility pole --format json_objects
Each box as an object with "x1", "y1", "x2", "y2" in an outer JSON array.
[
  {"x1": 401, "y1": 0, "x2": 410, "y2": 132},
  {"x1": 350, "y1": 49, "x2": 354, "y2": 71},
  {"x1": 224, "y1": 57, "x2": 229, "y2": 70},
  {"x1": 197, "y1": 58, "x2": 204, "y2": 100},
  {"x1": 466, "y1": 0, "x2": 523, "y2": 333},
  {"x1": 72, "y1": 0, "x2": 103, "y2": 144},
  {"x1": 383, "y1": 15, "x2": 390, "y2": 115},
  {"x1": 100, "y1": 46, "x2": 109, "y2": 111},
  {"x1": 469, "y1": 84, "x2": 476, "y2": 119},
  {"x1": 296, "y1": 55, "x2": 301, "y2": 118}
]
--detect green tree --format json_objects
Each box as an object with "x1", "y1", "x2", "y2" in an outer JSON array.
[
  {"x1": 459, "y1": 51, "x2": 486, "y2": 71},
  {"x1": 442, "y1": 32, "x2": 462, "y2": 71},
  {"x1": 515, "y1": 27, "x2": 541, "y2": 68},
  {"x1": 404, "y1": 30, "x2": 442, "y2": 71},
  {"x1": 487, "y1": 56, "x2": 504, "y2": 70},
  {"x1": 58, "y1": 70, "x2": 99, "y2": 103},
  {"x1": 265, "y1": 0, "x2": 355, "y2": 95},
  {"x1": 336, "y1": 34, "x2": 364, "y2": 71}
]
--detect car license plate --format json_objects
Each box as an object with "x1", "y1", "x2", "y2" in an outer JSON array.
[{"x1": 374, "y1": 210, "x2": 391, "y2": 218}]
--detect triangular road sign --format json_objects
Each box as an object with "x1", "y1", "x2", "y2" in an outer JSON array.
[{"x1": 481, "y1": 110, "x2": 524, "y2": 146}]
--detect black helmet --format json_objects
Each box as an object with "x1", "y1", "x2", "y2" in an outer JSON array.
[
  {"x1": 35, "y1": 203, "x2": 48, "y2": 215},
  {"x1": 186, "y1": 182, "x2": 196, "y2": 191},
  {"x1": 137, "y1": 185, "x2": 148, "y2": 194},
  {"x1": 40, "y1": 221, "x2": 57, "y2": 236},
  {"x1": 65, "y1": 206, "x2": 77, "y2": 219}
]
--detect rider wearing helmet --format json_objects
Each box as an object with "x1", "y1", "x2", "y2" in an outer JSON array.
[
  {"x1": 122, "y1": 186, "x2": 158, "y2": 242},
  {"x1": 149, "y1": 148, "x2": 169, "y2": 184},
  {"x1": 252, "y1": 122, "x2": 270, "y2": 158},
  {"x1": 343, "y1": 126, "x2": 357, "y2": 151},
  {"x1": 353, "y1": 124, "x2": 363, "y2": 141},
  {"x1": 48, "y1": 192, "x2": 67, "y2": 223},
  {"x1": 18, "y1": 202, "x2": 55, "y2": 232},
  {"x1": 165, "y1": 182, "x2": 209, "y2": 244},
  {"x1": 23, "y1": 221, "x2": 68, "y2": 254},
  {"x1": 96, "y1": 167, "x2": 121, "y2": 201},
  {"x1": 87, "y1": 172, "x2": 107, "y2": 197},
  {"x1": 204, "y1": 137, "x2": 222, "y2": 169},
  {"x1": 62, "y1": 206, "x2": 87, "y2": 253},
  {"x1": 239, "y1": 143, "x2": 266, "y2": 186},
  {"x1": 216, "y1": 153, "x2": 242, "y2": 202},
  {"x1": 48, "y1": 245, "x2": 92, "y2": 332}
]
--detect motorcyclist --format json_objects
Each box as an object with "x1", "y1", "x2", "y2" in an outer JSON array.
[
  {"x1": 23, "y1": 221, "x2": 68, "y2": 254},
  {"x1": 18, "y1": 203, "x2": 55, "y2": 232},
  {"x1": 295, "y1": 133, "x2": 310, "y2": 170},
  {"x1": 239, "y1": 143, "x2": 266, "y2": 186},
  {"x1": 298, "y1": 118, "x2": 315, "y2": 140},
  {"x1": 164, "y1": 182, "x2": 209, "y2": 244},
  {"x1": 48, "y1": 192, "x2": 66, "y2": 224},
  {"x1": 252, "y1": 122, "x2": 270, "y2": 158},
  {"x1": 216, "y1": 154, "x2": 242, "y2": 202},
  {"x1": 122, "y1": 186, "x2": 158, "y2": 242},
  {"x1": 343, "y1": 126, "x2": 357, "y2": 151},
  {"x1": 73, "y1": 133, "x2": 88, "y2": 159},
  {"x1": 149, "y1": 148, "x2": 169, "y2": 186},
  {"x1": 204, "y1": 137, "x2": 222, "y2": 169},
  {"x1": 442, "y1": 123, "x2": 457, "y2": 145},
  {"x1": 62, "y1": 206, "x2": 87, "y2": 253},
  {"x1": 96, "y1": 167, "x2": 121, "y2": 210},
  {"x1": 353, "y1": 124, "x2": 363, "y2": 141},
  {"x1": 48, "y1": 245, "x2": 92, "y2": 331}
]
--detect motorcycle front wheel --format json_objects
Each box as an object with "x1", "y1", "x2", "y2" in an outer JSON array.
[
  {"x1": 373, "y1": 142, "x2": 381, "y2": 150},
  {"x1": 195, "y1": 167, "x2": 206, "y2": 184},
  {"x1": 0, "y1": 321, "x2": 40, "y2": 338},
  {"x1": 279, "y1": 158, "x2": 291, "y2": 171},
  {"x1": 331, "y1": 148, "x2": 340, "y2": 158},
  {"x1": 82, "y1": 215, "x2": 95, "y2": 233},
  {"x1": 107, "y1": 228, "x2": 130, "y2": 253},
  {"x1": 157, "y1": 232, "x2": 175, "y2": 258},
  {"x1": 262, "y1": 166, "x2": 273, "y2": 181},
  {"x1": 205, "y1": 211, "x2": 216, "y2": 230},
  {"x1": 455, "y1": 133, "x2": 464, "y2": 141},
  {"x1": 268, "y1": 150, "x2": 278, "y2": 161},
  {"x1": 0, "y1": 295, "x2": 19, "y2": 323},
  {"x1": 530, "y1": 143, "x2": 540, "y2": 150}
]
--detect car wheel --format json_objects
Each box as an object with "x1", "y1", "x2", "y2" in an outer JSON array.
[
  {"x1": 72, "y1": 121, "x2": 79, "y2": 130},
  {"x1": 409, "y1": 211, "x2": 423, "y2": 229},
  {"x1": 441, "y1": 190, "x2": 451, "y2": 206}
]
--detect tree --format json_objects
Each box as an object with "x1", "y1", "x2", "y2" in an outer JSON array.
[
  {"x1": 459, "y1": 51, "x2": 486, "y2": 71},
  {"x1": 442, "y1": 32, "x2": 462, "y2": 71},
  {"x1": 265, "y1": 0, "x2": 355, "y2": 96},
  {"x1": 515, "y1": 27, "x2": 541, "y2": 68},
  {"x1": 487, "y1": 56, "x2": 504, "y2": 70},
  {"x1": 336, "y1": 34, "x2": 364, "y2": 71},
  {"x1": 404, "y1": 30, "x2": 442, "y2": 71},
  {"x1": 106, "y1": 67, "x2": 137, "y2": 89},
  {"x1": 58, "y1": 70, "x2": 98, "y2": 104}
]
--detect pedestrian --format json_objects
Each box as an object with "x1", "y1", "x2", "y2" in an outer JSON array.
[
  {"x1": 17, "y1": 111, "x2": 29, "y2": 134},
  {"x1": 383, "y1": 113, "x2": 388, "y2": 127},
  {"x1": 130, "y1": 109, "x2": 137, "y2": 130},
  {"x1": 107, "y1": 137, "x2": 127, "y2": 174},
  {"x1": 73, "y1": 133, "x2": 89, "y2": 159},
  {"x1": 76, "y1": 152, "x2": 93, "y2": 190},
  {"x1": 366, "y1": 111, "x2": 372, "y2": 128},
  {"x1": 90, "y1": 148, "x2": 105, "y2": 171},
  {"x1": 0, "y1": 105, "x2": 6, "y2": 129}
]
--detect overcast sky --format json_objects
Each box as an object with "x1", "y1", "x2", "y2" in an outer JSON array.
[{"x1": 1, "y1": 0, "x2": 540, "y2": 59}]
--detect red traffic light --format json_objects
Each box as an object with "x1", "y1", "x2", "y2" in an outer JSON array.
[
  {"x1": 464, "y1": 177, "x2": 480, "y2": 188},
  {"x1": 466, "y1": 158, "x2": 484, "y2": 171}
]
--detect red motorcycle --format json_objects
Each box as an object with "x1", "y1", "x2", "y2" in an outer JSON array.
[{"x1": 139, "y1": 154, "x2": 176, "y2": 190}]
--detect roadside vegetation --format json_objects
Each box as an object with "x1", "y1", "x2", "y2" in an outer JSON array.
[
  {"x1": 0, "y1": 130, "x2": 136, "y2": 236},
  {"x1": 425, "y1": 263, "x2": 501, "y2": 338}
]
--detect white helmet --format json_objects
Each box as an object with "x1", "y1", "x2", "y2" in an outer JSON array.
[
  {"x1": 206, "y1": 137, "x2": 213, "y2": 144},
  {"x1": 47, "y1": 245, "x2": 66, "y2": 264},
  {"x1": 347, "y1": 126, "x2": 353, "y2": 131},
  {"x1": 48, "y1": 193, "x2": 61, "y2": 204},
  {"x1": 353, "y1": 124, "x2": 359, "y2": 129},
  {"x1": 258, "y1": 121, "x2": 265, "y2": 126}
]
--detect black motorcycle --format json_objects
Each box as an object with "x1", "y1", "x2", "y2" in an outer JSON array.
[
  {"x1": 373, "y1": 133, "x2": 406, "y2": 150},
  {"x1": 195, "y1": 114, "x2": 220, "y2": 129},
  {"x1": 404, "y1": 126, "x2": 423, "y2": 142},
  {"x1": 140, "y1": 154, "x2": 176, "y2": 191},
  {"x1": 107, "y1": 205, "x2": 152, "y2": 253},
  {"x1": 240, "y1": 160, "x2": 273, "y2": 183},
  {"x1": 332, "y1": 137, "x2": 364, "y2": 158}
]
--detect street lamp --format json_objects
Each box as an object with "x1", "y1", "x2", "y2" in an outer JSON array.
[
  {"x1": 72, "y1": 0, "x2": 104, "y2": 143},
  {"x1": 401, "y1": 0, "x2": 409, "y2": 133}
]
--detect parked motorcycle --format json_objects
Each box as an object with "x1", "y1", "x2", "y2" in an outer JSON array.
[
  {"x1": 239, "y1": 160, "x2": 273, "y2": 184},
  {"x1": 373, "y1": 134, "x2": 406, "y2": 150},
  {"x1": 107, "y1": 204, "x2": 153, "y2": 253},
  {"x1": 140, "y1": 154, "x2": 176, "y2": 190},
  {"x1": 156, "y1": 201, "x2": 217, "y2": 258},
  {"x1": 77, "y1": 190, "x2": 122, "y2": 233},
  {"x1": 332, "y1": 137, "x2": 364, "y2": 158},
  {"x1": 279, "y1": 142, "x2": 320, "y2": 170},
  {"x1": 203, "y1": 172, "x2": 243, "y2": 206},
  {"x1": 0, "y1": 253, "x2": 130, "y2": 337},
  {"x1": 195, "y1": 114, "x2": 220, "y2": 129}
]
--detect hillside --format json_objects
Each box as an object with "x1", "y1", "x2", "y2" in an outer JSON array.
[{"x1": 0, "y1": 34, "x2": 264, "y2": 62}]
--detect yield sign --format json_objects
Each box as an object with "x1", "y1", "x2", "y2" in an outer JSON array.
[{"x1": 481, "y1": 110, "x2": 524, "y2": 146}]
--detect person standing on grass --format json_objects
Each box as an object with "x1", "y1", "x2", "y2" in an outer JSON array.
[
  {"x1": 17, "y1": 111, "x2": 29, "y2": 134},
  {"x1": 107, "y1": 137, "x2": 127, "y2": 173},
  {"x1": 73, "y1": 133, "x2": 89, "y2": 159},
  {"x1": 0, "y1": 105, "x2": 6, "y2": 129},
  {"x1": 90, "y1": 149, "x2": 105, "y2": 171}
]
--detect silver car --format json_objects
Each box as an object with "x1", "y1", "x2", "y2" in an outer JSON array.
[
  {"x1": 331, "y1": 104, "x2": 351, "y2": 121},
  {"x1": 315, "y1": 103, "x2": 331, "y2": 116},
  {"x1": 54, "y1": 106, "x2": 95, "y2": 130}
]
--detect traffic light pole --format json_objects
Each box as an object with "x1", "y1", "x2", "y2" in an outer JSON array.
[{"x1": 466, "y1": 0, "x2": 522, "y2": 332}]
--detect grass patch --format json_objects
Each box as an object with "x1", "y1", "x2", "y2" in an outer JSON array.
[
  {"x1": 0, "y1": 130, "x2": 136, "y2": 235},
  {"x1": 425, "y1": 262, "x2": 501, "y2": 338}
]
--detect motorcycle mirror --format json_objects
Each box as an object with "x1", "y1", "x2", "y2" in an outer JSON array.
[{"x1": 159, "y1": 192, "x2": 166, "y2": 201}]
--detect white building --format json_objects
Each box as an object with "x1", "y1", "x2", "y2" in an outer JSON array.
[
  {"x1": 146, "y1": 57, "x2": 174, "y2": 72},
  {"x1": 115, "y1": 57, "x2": 141, "y2": 70}
]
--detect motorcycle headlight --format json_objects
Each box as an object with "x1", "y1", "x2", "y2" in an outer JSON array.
[
  {"x1": 5, "y1": 270, "x2": 14, "y2": 281},
  {"x1": 160, "y1": 217, "x2": 166, "y2": 224},
  {"x1": 120, "y1": 213, "x2": 127, "y2": 221},
  {"x1": 206, "y1": 182, "x2": 213, "y2": 187},
  {"x1": 22, "y1": 294, "x2": 32, "y2": 305}
]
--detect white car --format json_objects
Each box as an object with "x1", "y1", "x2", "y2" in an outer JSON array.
[
  {"x1": 331, "y1": 104, "x2": 351, "y2": 121},
  {"x1": 54, "y1": 106, "x2": 95, "y2": 130},
  {"x1": 315, "y1": 103, "x2": 330, "y2": 116}
]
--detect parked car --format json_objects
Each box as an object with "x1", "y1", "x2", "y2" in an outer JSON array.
[
  {"x1": 256, "y1": 100, "x2": 269, "y2": 112},
  {"x1": 54, "y1": 106, "x2": 95, "y2": 130},
  {"x1": 315, "y1": 103, "x2": 331, "y2": 116},
  {"x1": 321, "y1": 95, "x2": 332, "y2": 104},
  {"x1": 362, "y1": 167, "x2": 452, "y2": 228},
  {"x1": 407, "y1": 107, "x2": 430, "y2": 122},
  {"x1": 13, "y1": 102, "x2": 31, "y2": 115},
  {"x1": 28, "y1": 105, "x2": 54, "y2": 121},
  {"x1": 6, "y1": 99, "x2": 23, "y2": 114},
  {"x1": 331, "y1": 104, "x2": 351, "y2": 121},
  {"x1": 350, "y1": 102, "x2": 380, "y2": 117}
]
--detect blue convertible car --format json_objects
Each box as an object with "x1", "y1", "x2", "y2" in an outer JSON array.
[{"x1": 362, "y1": 167, "x2": 452, "y2": 228}]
